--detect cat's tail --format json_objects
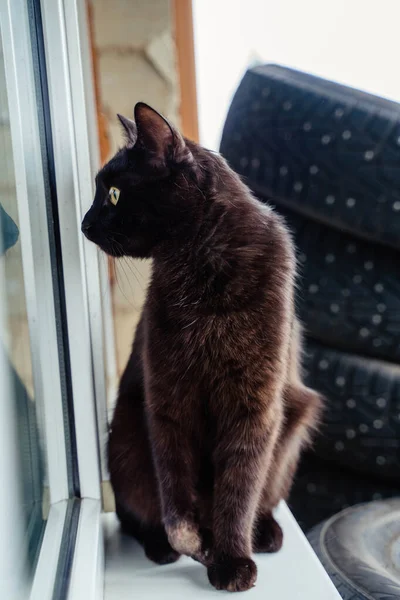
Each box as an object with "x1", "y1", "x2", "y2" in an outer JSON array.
[{"x1": 287, "y1": 318, "x2": 325, "y2": 439}]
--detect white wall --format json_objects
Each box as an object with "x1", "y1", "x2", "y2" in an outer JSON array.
[{"x1": 193, "y1": 0, "x2": 400, "y2": 150}]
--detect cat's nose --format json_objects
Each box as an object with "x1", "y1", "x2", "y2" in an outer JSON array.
[
  {"x1": 81, "y1": 219, "x2": 92, "y2": 233},
  {"x1": 81, "y1": 219, "x2": 95, "y2": 240}
]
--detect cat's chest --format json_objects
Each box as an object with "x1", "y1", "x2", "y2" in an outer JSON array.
[
  {"x1": 146, "y1": 299, "x2": 250, "y2": 377},
  {"x1": 148, "y1": 303, "x2": 208, "y2": 363}
]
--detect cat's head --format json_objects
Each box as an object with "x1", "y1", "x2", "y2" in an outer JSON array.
[{"x1": 81, "y1": 103, "x2": 202, "y2": 258}]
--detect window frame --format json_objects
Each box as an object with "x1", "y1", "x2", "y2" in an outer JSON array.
[
  {"x1": 40, "y1": 0, "x2": 113, "y2": 498},
  {"x1": 39, "y1": 0, "x2": 113, "y2": 595},
  {"x1": 1, "y1": 0, "x2": 70, "y2": 507},
  {"x1": 1, "y1": 0, "x2": 71, "y2": 596},
  {"x1": 1, "y1": 0, "x2": 111, "y2": 596}
]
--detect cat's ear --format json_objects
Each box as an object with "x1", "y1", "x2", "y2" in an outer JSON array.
[
  {"x1": 117, "y1": 113, "x2": 137, "y2": 147},
  {"x1": 134, "y1": 102, "x2": 193, "y2": 167}
]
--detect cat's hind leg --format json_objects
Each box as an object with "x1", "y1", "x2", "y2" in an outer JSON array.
[
  {"x1": 108, "y1": 319, "x2": 180, "y2": 565},
  {"x1": 116, "y1": 502, "x2": 180, "y2": 565},
  {"x1": 110, "y1": 388, "x2": 180, "y2": 565}
]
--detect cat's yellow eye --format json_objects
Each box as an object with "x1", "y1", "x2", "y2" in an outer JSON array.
[{"x1": 109, "y1": 186, "x2": 120, "y2": 206}]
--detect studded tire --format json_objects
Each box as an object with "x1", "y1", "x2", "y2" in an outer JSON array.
[
  {"x1": 302, "y1": 340, "x2": 400, "y2": 482},
  {"x1": 220, "y1": 65, "x2": 400, "y2": 488},
  {"x1": 289, "y1": 454, "x2": 400, "y2": 531},
  {"x1": 220, "y1": 64, "x2": 400, "y2": 251},
  {"x1": 276, "y1": 205, "x2": 400, "y2": 363},
  {"x1": 306, "y1": 500, "x2": 400, "y2": 598}
]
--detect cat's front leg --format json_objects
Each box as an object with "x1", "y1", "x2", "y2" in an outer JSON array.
[
  {"x1": 145, "y1": 381, "x2": 203, "y2": 559},
  {"x1": 208, "y1": 403, "x2": 282, "y2": 592}
]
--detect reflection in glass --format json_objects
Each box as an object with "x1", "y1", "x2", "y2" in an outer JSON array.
[{"x1": 0, "y1": 33, "x2": 46, "y2": 573}]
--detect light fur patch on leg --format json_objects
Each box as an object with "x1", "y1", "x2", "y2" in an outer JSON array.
[{"x1": 166, "y1": 520, "x2": 201, "y2": 556}]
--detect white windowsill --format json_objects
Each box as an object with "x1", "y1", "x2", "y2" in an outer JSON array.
[{"x1": 103, "y1": 503, "x2": 341, "y2": 599}]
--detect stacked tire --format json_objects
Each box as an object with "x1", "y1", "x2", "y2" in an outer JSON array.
[{"x1": 220, "y1": 65, "x2": 400, "y2": 530}]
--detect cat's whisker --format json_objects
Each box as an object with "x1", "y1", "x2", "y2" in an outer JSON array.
[
  {"x1": 122, "y1": 257, "x2": 145, "y2": 292},
  {"x1": 98, "y1": 249, "x2": 113, "y2": 303},
  {"x1": 109, "y1": 242, "x2": 135, "y2": 308},
  {"x1": 116, "y1": 256, "x2": 137, "y2": 303}
]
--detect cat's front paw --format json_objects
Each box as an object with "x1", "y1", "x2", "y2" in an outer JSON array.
[
  {"x1": 165, "y1": 519, "x2": 202, "y2": 557},
  {"x1": 208, "y1": 556, "x2": 257, "y2": 592}
]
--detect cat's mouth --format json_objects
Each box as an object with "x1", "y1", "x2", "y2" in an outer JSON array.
[
  {"x1": 81, "y1": 224, "x2": 126, "y2": 257},
  {"x1": 97, "y1": 238, "x2": 126, "y2": 257}
]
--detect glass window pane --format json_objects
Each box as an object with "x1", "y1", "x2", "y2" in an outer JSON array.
[
  {"x1": 27, "y1": 0, "x2": 79, "y2": 496},
  {"x1": 0, "y1": 32, "x2": 46, "y2": 572}
]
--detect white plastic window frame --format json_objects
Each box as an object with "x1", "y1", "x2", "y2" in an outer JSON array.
[
  {"x1": 40, "y1": 0, "x2": 115, "y2": 496},
  {"x1": 1, "y1": 0, "x2": 70, "y2": 597},
  {"x1": 1, "y1": 0, "x2": 112, "y2": 597},
  {"x1": 40, "y1": 0, "x2": 115, "y2": 595},
  {"x1": 39, "y1": 0, "x2": 115, "y2": 595}
]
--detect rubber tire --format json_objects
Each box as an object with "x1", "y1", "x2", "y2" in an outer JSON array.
[
  {"x1": 303, "y1": 340, "x2": 400, "y2": 482},
  {"x1": 307, "y1": 500, "x2": 400, "y2": 599},
  {"x1": 220, "y1": 64, "x2": 400, "y2": 251},
  {"x1": 277, "y1": 204, "x2": 400, "y2": 363},
  {"x1": 289, "y1": 454, "x2": 400, "y2": 531}
]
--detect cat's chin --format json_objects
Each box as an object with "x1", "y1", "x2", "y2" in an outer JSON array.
[
  {"x1": 99, "y1": 245, "x2": 125, "y2": 258},
  {"x1": 92, "y1": 237, "x2": 130, "y2": 257},
  {"x1": 99, "y1": 243, "x2": 151, "y2": 260},
  {"x1": 82, "y1": 229, "x2": 124, "y2": 257}
]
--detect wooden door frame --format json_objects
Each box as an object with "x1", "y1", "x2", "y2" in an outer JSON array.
[{"x1": 172, "y1": 0, "x2": 199, "y2": 142}]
